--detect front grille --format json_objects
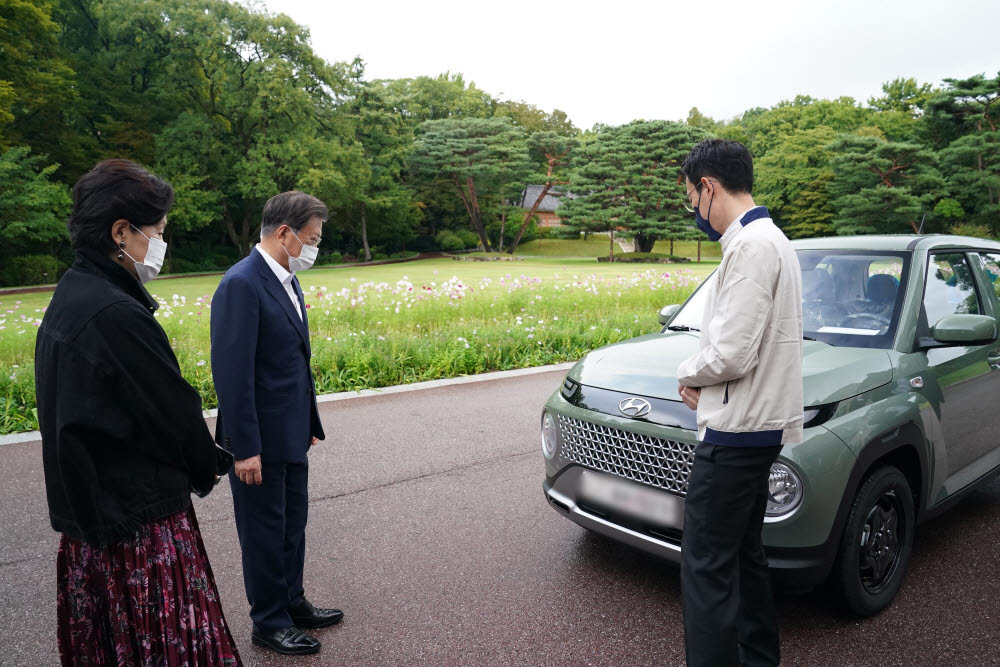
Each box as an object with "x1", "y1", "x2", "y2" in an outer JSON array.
[{"x1": 558, "y1": 415, "x2": 696, "y2": 496}]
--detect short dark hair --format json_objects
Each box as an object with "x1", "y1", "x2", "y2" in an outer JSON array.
[
  {"x1": 261, "y1": 191, "x2": 328, "y2": 237},
  {"x1": 681, "y1": 139, "x2": 754, "y2": 195},
  {"x1": 67, "y1": 159, "x2": 175, "y2": 253}
]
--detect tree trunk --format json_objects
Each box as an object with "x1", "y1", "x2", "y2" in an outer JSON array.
[
  {"x1": 670, "y1": 239, "x2": 674, "y2": 256},
  {"x1": 466, "y1": 176, "x2": 493, "y2": 252},
  {"x1": 498, "y1": 212, "x2": 505, "y2": 253},
  {"x1": 360, "y1": 201, "x2": 372, "y2": 262},
  {"x1": 240, "y1": 206, "x2": 255, "y2": 257},
  {"x1": 698, "y1": 240, "x2": 702, "y2": 263},
  {"x1": 221, "y1": 200, "x2": 247, "y2": 256},
  {"x1": 508, "y1": 183, "x2": 552, "y2": 254},
  {"x1": 609, "y1": 229, "x2": 614, "y2": 263},
  {"x1": 635, "y1": 233, "x2": 656, "y2": 253}
]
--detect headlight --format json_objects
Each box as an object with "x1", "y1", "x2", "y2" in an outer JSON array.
[
  {"x1": 541, "y1": 411, "x2": 558, "y2": 459},
  {"x1": 765, "y1": 462, "x2": 803, "y2": 518}
]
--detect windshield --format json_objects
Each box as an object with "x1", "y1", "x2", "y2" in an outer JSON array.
[{"x1": 667, "y1": 250, "x2": 911, "y2": 350}]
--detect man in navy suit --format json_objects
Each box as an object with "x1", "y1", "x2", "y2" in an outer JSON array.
[{"x1": 211, "y1": 191, "x2": 342, "y2": 656}]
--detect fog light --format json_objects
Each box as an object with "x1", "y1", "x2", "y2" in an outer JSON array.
[
  {"x1": 765, "y1": 462, "x2": 803, "y2": 518},
  {"x1": 541, "y1": 411, "x2": 558, "y2": 460}
]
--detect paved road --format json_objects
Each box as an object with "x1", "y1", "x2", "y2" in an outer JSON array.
[{"x1": 2, "y1": 369, "x2": 1000, "y2": 666}]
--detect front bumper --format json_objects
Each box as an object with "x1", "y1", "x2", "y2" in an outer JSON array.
[
  {"x1": 543, "y1": 465, "x2": 835, "y2": 589},
  {"x1": 544, "y1": 466, "x2": 684, "y2": 563}
]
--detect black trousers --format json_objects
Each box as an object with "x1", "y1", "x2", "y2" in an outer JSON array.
[
  {"x1": 229, "y1": 460, "x2": 308, "y2": 632},
  {"x1": 681, "y1": 443, "x2": 783, "y2": 667}
]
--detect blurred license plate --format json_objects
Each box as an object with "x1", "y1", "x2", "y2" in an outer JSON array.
[{"x1": 579, "y1": 470, "x2": 684, "y2": 529}]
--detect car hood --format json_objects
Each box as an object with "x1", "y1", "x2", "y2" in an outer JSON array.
[{"x1": 570, "y1": 332, "x2": 893, "y2": 407}]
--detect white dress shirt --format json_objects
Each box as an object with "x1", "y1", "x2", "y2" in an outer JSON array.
[{"x1": 256, "y1": 244, "x2": 302, "y2": 321}]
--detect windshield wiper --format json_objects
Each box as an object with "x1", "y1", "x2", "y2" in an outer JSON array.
[
  {"x1": 667, "y1": 325, "x2": 700, "y2": 332},
  {"x1": 803, "y1": 335, "x2": 816, "y2": 341}
]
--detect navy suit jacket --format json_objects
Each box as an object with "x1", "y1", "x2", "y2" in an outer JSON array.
[{"x1": 210, "y1": 248, "x2": 325, "y2": 462}]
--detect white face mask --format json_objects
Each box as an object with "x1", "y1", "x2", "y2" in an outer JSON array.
[
  {"x1": 283, "y1": 229, "x2": 318, "y2": 272},
  {"x1": 122, "y1": 224, "x2": 167, "y2": 284}
]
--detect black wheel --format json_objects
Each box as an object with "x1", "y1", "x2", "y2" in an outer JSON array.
[{"x1": 833, "y1": 466, "x2": 914, "y2": 616}]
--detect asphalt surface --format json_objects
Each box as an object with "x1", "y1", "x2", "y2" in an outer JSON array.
[{"x1": 2, "y1": 369, "x2": 1000, "y2": 666}]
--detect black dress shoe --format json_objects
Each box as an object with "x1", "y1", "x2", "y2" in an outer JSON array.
[
  {"x1": 290, "y1": 597, "x2": 344, "y2": 629},
  {"x1": 251, "y1": 626, "x2": 321, "y2": 655}
]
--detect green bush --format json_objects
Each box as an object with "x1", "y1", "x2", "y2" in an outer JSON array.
[
  {"x1": 455, "y1": 229, "x2": 480, "y2": 249},
  {"x1": 327, "y1": 251, "x2": 344, "y2": 264},
  {"x1": 598, "y1": 252, "x2": 690, "y2": 264},
  {"x1": 552, "y1": 227, "x2": 583, "y2": 240},
  {"x1": 439, "y1": 234, "x2": 465, "y2": 252},
  {"x1": 0, "y1": 254, "x2": 67, "y2": 287},
  {"x1": 373, "y1": 252, "x2": 389, "y2": 261},
  {"x1": 950, "y1": 223, "x2": 992, "y2": 240}
]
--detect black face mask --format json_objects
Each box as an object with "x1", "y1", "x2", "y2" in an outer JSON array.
[{"x1": 693, "y1": 186, "x2": 722, "y2": 242}]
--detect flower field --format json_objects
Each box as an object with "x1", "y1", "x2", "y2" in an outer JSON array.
[{"x1": 0, "y1": 262, "x2": 707, "y2": 435}]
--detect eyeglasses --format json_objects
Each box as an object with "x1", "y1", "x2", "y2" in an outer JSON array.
[{"x1": 682, "y1": 179, "x2": 716, "y2": 213}]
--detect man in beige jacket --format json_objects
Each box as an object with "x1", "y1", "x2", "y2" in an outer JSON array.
[{"x1": 677, "y1": 139, "x2": 803, "y2": 667}]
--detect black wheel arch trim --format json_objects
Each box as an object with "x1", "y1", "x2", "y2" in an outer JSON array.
[{"x1": 766, "y1": 422, "x2": 928, "y2": 587}]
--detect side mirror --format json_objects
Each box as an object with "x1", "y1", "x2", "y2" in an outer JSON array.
[
  {"x1": 922, "y1": 314, "x2": 998, "y2": 348},
  {"x1": 658, "y1": 304, "x2": 681, "y2": 326}
]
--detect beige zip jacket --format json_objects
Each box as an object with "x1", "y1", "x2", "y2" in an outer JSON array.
[{"x1": 676, "y1": 206, "x2": 804, "y2": 446}]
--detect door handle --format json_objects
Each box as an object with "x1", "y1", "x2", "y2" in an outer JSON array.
[{"x1": 989, "y1": 351, "x2": 1000, "y2": 371}]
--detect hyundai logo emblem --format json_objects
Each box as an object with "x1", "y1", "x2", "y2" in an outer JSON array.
[{"x1": 618, "y1": 397, "x2": 651, "y2": 418}]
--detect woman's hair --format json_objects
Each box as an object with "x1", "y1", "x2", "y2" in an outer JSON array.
[{"x1": 67, "y1": 159, "x2": 175, "y2": 253}]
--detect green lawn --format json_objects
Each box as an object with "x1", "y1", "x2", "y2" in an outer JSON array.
[{"x1": 0, "y1": 256, "x2": 715, "y2": 434}]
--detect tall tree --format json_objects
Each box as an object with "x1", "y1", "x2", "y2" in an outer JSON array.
[
  {"x1": 0, "y1": 0, "x2": 76, "y2": 153},
  {"x1": 924, "y1": 73, "x2": 1000, "y2": 235},
  {"x1": 506, "y1": 131, "x2": 577, "y2": 254},
  {"x1": 828, "y1": 134, "x2": 945, "y2": 235},
  {"x1": 755, "y1": 126, "x2": 837, "y2": 227},
  {"x1": 559, "y1": 120, "x2": 710, "y2": 253},
  {"x1": 409, "y1": 117, "x2": 531, "y2": 252},
  {"x1": 90, "y1": 0, "x2": 362, "y2": 255},
  {"x1": 0, "y1": 146, "x2": 71, "y2": 250},
  {"x1": 869, "y1": 77, "x2": 935, "y2": 115},
  {"x1": 342, "y1": 65, "x2": 418, "y2": 261},
  {"x1": 378, "y1": 73, "x2": 495, "y2": 127}
]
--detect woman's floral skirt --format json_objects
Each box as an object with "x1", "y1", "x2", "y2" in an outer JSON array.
[{"x1": 56, "y1": 505, "x2": 242, "y2": 666}]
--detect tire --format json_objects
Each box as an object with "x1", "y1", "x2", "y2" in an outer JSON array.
[{"x1": 833, "y1": 465, "x2": 915, "y2": 616}]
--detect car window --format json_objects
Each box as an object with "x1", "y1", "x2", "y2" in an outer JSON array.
[
  {"x1": 669, "y1": 250, "x2": 910, "y2": 349},
  {"x1": 979, "y1": 253, "x2": 1000, "y2": 305},
  {"x1": 923, "y1": 253, "x2": 981, "y2": 327},
  {"x1": 800, "y1": 251, "x2": 908, "y2": 348}
]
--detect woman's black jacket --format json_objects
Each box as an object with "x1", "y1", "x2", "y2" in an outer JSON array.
[{"x1": 35, "y1": 249, "x2": 219, "y2": 544}]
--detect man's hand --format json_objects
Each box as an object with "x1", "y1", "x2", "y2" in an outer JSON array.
[
  {"x1": 679, "y1": 386, "x2": 701, "y2": 411},
  {"x1": 310, "y1": 437, "x2": 320, "y2": 447},
  {"x1": 235, "y1": 455, "x2": 263, "y2": 485}
]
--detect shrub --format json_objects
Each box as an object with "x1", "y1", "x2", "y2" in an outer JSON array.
[
  {"x1": 598, "y1": 252, "x2": 690, "y2": 264},
  {"x1": 552, "y1": 227, "x2": 583, "y2": 240},
  {"x1": 439, "y1": 233, "x2": 465, "y2": 252},
  {"x1": 0, "y1": 254, "x2": 67, "y2": 287},
  {"x1": 950, "y1": 223, "x2": 992, "y2": 240},
  {"x1": 455, "y1": 229, "x2": 480, "y2": 249},
  {"x1": 373, "y1": 252, "x2": 389, "y2": 261}
]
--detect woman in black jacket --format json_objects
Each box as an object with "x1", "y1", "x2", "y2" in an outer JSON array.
[{"x1": 35, "y1": 160, "x2": 241, "y2": 666}]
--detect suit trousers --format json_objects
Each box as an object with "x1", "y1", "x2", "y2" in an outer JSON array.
[
  {"x1": 230, "y1": 460, "x2": 308, "y2": 632},
  {"x1": 681, "y1": 443, "x2": 783, "y2": 667}
]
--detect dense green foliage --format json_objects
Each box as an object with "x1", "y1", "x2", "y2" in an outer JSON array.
[{"x1": 0, "y1": 0, "x2": 997, "y2": 285}]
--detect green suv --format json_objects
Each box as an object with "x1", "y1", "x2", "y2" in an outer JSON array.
[{"x1": 541, "y1": 235, "x2": 1000, "y2": 615}]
